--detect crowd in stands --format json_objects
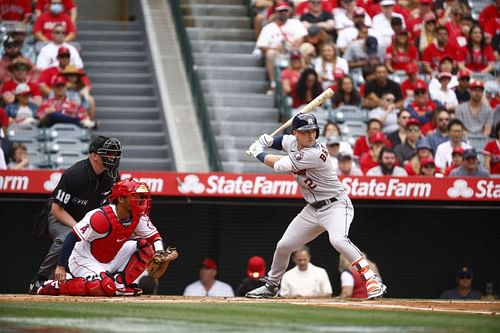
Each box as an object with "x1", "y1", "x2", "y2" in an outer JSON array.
[
  {"x1": 252, "y1": 0, "x2": 500, "y2": 177},
  {"x1": 0, "y1": 0, "x2": 95, "y2": 170}
]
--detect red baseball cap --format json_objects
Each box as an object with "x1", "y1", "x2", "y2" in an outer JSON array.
[
  {"x1": 452, "y1": 146, "x2": 465, "y2": 155},
  {"x1": 419, "y1": 0, "x2": 432, "y2": 5},
  {"x1": 275, "y1": 1, "x2": 290, "y2": 11},
  {"x1": 57, "y1": 47, "x2": 70, "y2": 56},
  {"x1": 438, "y1": 71, "x2": 452, "y2": 80},
  {"x1": 201, "y1": 258, "x2": 218, "y2": 270},
  {"x1": 407, "y1": 63, "x2": 418, "y2": 74},
  {"x1": 51, "y1": 75, "x2": 67, "y2": 86},
  {"x1": 247, "y1": 256, "x2": 266, "y2": 279},
  {"x1": 353, "y1": 7, "x2": 365, "y2": 16},
  {"x1": 420, "y1": 156, "x2": 435, "y2": 167},
  {"x1": 370, "y1": 132, "x2": 385, "y2": 144},
  {"x1": 423, "y1": 12, "x2": 437, "y2": 22},
  {"x1": 334, "y1": 68, "x2": 345, "y2": 79},
  {"x1": 414, "y1": 80, "x2": 427, "y2": 91},
  {"x1": 469, "y1": 79, "x2": 484, "y2": 90},
  {"x1": 458, "y1": 70, "x2": 470, "y2": 80},
  {"x1": 405, "y1": 118, "x2": 420, "y2": 128}
]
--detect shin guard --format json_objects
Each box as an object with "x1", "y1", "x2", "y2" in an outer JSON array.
[{"x1": 115, "y1": 239, "x2": 154, "y2": 287}]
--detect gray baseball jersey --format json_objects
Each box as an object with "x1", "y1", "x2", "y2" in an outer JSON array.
[{"x1": 275, "y1": 135, "x2": 346, "y2": 203}]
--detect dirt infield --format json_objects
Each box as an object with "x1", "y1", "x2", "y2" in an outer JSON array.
[{"x1": 1, "y1": 295, "x2": 498, "y2": 316}]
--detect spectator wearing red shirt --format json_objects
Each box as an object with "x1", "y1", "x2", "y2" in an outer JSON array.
[
  {"x1": 400, "y1": 63, "x2": 426, "y2": 99},
  {"x1": 0, "y1": 0, "x2": 32, "y2": 22},
  {"x1": 359, "y1": 131, "x2": 387, "y2": 173},
  {"x1": 444, "y1": 5, "x2": 464, "y2": 45},
  {"x1": 384, "y1": 29, "x2": 418, "y2": 73},
  {"x1": 479, "y1": 0, "x2": 499, "y2": 32},
  {"x1": 353, "y1": 118, "x2": 383, "y2": 159},
  {"x1": 422, "y1": 26, "x2": 458, "y2": 74},
  {"x1": 281, "y1": 50, "x2": 303, "y2": 95},
  {"x1": 35, "y1": 0, "x2": 77, "y2": 23},
  {"x1": 483, "y1": 122, "x2": 500, "y2": 175},
  {"x1": 295, "y1": 0, "x2": 335, "y2": 16},
  {"x1": 0, "y1": 36, "x2": 37, "y2": 84},
  {"x1": 33, "y1": 0, "x2": 76, "y2": 43},
  {"x1": 406, "y1": 81, "x2": 440, "y2": 135},
  {"x1": 37, "y1": 75, "x2": 93, "y2": 128},
  {"x1": 1, "y1": 58, "x2": 42, "y2": 106},
  {"x1": 291, "y1": 68, "x2": 322, "y2": 108},
  {"x1": 457, "y1": 24, "x2": 495, "y2": 73},
  {"x1": 406, "y1": 0, "x2": 434, "y2": 40}
]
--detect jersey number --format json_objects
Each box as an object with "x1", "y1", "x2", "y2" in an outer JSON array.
[
  {"x1": 304, "y1": 178, "x2": 317, "y2": 189},
  {"x1": 55, "y1": 189, "x2": 71, "y2": 204}
]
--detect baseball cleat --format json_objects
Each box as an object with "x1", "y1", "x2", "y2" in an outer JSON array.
[
  {"x1": 245, "y1": 276, "x2": 279, "y2": 299},
  {"x1": 367, "y1": 282, "x2": 387, "y2": 300},
  {"x1": 115, "y1": 284, "x2": 143, "y2": 296},
  {"x1": 28, "y1": 276, "x2": 46, "y2": 295}
]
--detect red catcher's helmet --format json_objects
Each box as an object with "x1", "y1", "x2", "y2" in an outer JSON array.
[{"x1": 109, "y1": 178, "x2": 151, "y2": 220}]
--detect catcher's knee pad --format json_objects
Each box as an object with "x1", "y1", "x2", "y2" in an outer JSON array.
[
  {"x1": 85, "y1": 272, "x2": 116, "y2": 297},
  {"x1": 37, "y1": 280, "x2": 62, "y2": 295},
  {"x1": 116, "y1": 239, "x2": 153, "y2": 286},
  {"x1": 59, "y1": 277, "x2": 86, "y2": 296}
]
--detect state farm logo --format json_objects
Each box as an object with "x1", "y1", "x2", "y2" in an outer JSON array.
[
  {"x1": 120, "y1": 174, "x2": 164, "y2": 193},
  {"x1": 177, "y1": 175, "x2": 205, "y2": 194},
  {"x1": 447, "y1": 179, "x2": 473, "y2": 198},
  {"x1": 44, "y1": 172, "x2": 62, "y2": 192}
]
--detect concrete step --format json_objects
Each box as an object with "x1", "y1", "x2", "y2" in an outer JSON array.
[
  {"x1": 79, "y1": 40, "x2": 145, "y2": 52},
  {"x1": 211, "y1": 120, "x2": 280, "y2": 136},
  {"x1": 184, "y1": 15, "x2": 250, "y2": 29},
  {"x1": 92, "y1": 83, "x2": 155, "y2": 96},
  {"x1": 92, "y1": 131, "x2": 167, "y2": 146},
  {"x1": 190, "y1": 40, "x2": 255, "y2": 54},
  {"x1": 85, "y1": 61, "x2": 149, "y2": 73},
  {"x1": 97, "y1": 119, "x2": 163, "y2": 132},
  {"x1": 77, "y1": 20, "x2": 141, "y2": 31},
  {"x1": 77, "y1": 30, "x2": 142, "y2": 42},
  {"x1": 122, "y1": 145, "x2": 170, "y2": 159},
  {"x1": 208, "y1": 106, "x2": 278, "y2": 122},
  {"x1": 204, "y1": 93, "x2": 274, "y2": 108},
  {"x1": 221, "y1": 160, "x2": 273, "y2": 173},
  {"x1": 97, "y1": 107, "x2": 161, "y2": 120},
  {"x1": 82, "y1": 51, "x2": 146, "y2": 62},
  {"x1": 187, "y1": 27, "x2": 255, "y2": 41},
  {"x1": 94, "y1": 95, "x2": 158, "y2": 108},
  {"x1": 181, "y1": 4, "x2": 247, "y2": 16},
  {"x1": 201, "y1": 79, "x2": 267, "y2": 94},
  {"x1": 89, "y1": 73, "x2": 152, "y2": 84},
  {"x1": 193, "y1": 53, "x2": 260, "y2": 67},
  {"x1": 120, "y1": 158, "x2": 174, "y2": 171},
  {"x1": 196, "y1": 66, "x2": 265, "y2": 81},
  {"x1": 215, "y1": 135, "x2": 259, "y2": 150}
]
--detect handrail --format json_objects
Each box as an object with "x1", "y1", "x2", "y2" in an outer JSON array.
[{"x1": 168, "y1": 0, "x2": 222, "y2": 171}]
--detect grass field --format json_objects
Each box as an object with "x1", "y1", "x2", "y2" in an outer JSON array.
[{"x1": 1, "y1": 297, "x2": 499, "y2": 333}]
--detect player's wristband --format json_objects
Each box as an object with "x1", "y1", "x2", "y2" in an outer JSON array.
[
  {"x1": 257, "y1": 152, "x2": 268, "y2": 163},
  {"x1": 153, "y1": 239, "x2": 164, "y2": 252}
]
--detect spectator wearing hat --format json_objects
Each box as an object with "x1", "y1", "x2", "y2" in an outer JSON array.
[
  {"x1": 387, "y1": 109, "x2": 411, "y2": 147},
  {"x1": 35, "y1": 0, "x2": 77, "y2": 23},
  {"x1": 251, "y1": 0, "x2": 274, "y2": 38},
  {"x1": 406, "y1": 81, "x2": 441, "y2": 134},
  {"x1": 428, "y1": 56, "x2": 459, "y2": 98},
  {"x1": 415, "y1": 11, "x2": 437, "y2": 54},
  {"x1": 336, "y1": 150, "x2": 363, "y2": 176},
  {"x1": 371, "y1": 0, "x2": 406, "y2": 51},
  {"x1": 422, "y1": 26, "x2": 459, "y2": 75},
  {"x1": 394, "y1": 118, "x2": 421, "y2": 165},
  {"x1": 400, "y1": 63, "x2": 427, "y2": 99},
  {"x1": 404, "y1": 138, "x2": 434, "y2": 175},
  {"x1": 1, "y1": 23, "x2": 37, "y2": 64},
  {"x1": 0, "y1": 0, "x2": 32, "y2": 22},
  {"x1": 331, "y1": 75, "x2": 361, "y2": 108},
  {"x1": 183, "y1": 258, "x2": 235, "y2": 297},
  {"x1": 1, "y1": 57, "x2": 42, "y2": 106},
  {"x1": 0, "y1": 36, "x2": 37, "y2": 84},
  {"x1": 354, "y1": 118, "x2": 384, "y2": 160},
  {"x1": 256, "y1": 2, "x2": 307, "y2": 94},
  {"x1": 313, "y1": 43, "x2": 348, "y2": 88},
  {"x1": 359, "y1": 131, "x2": 389, "y2": 173},
  {"x1": 280, "y1": 50, "x2": 304, "y2": 95},
  {"x1": 336, "y1": 7, "x2": 373, "y2": 54},
  {"x1": 384, "y1": 29, "x2": 418, "y2": 73},
  {"x1": 362, "y1": 64, "x2": 404, "y2": 110},
  {"x1": 440, "y1": 267, "x2": 482, "y2": 299},
  {"x1": 37, "y1": 75, "x2": 94, "y2": 128},
  {"x1": 279, "y1": 246, "x2": 332, "y2": 297},
  {"x1": 405, "y1": 0, "x2": 433, "y2": 39},
  {"x1": 455, "y1": 79, "x2": 493, "y2": 137},
  {"x1": 7, "y1": 142, "x2": 30, "y2": 170},
  {"x1": 454, "y1": 70, "x2": 471, "y2": 103},
  {"x1": 435, "y1": 118, "x2": 471, "y2": 169},
  {"x1": 304, "y1": 25, "x2": 332, "y2": 56},
  {"x1": 418, "y1": 156, "x2": 440, "y2": 176},
  {"x1": 366, "y1": 146, "x2": 408, "y2": 176},
  {"x1": 457, "y1": 24, "x2": 495, "y2": 74},
  {"x1": 368, "y1": 92, "x2": 399, "y2": 134},
  {"x1": 443, "y1": 146, "x2": 464, "y2": 176},
  {"x1": 33, "y1": 0, "x2": 77, "y2": 43},
  {"x1": 60, "y1": 65, "x2": 96, "y2": 121},
  {"x1": 300, "y1": 0, "x2": 335, "y2": 37},
  {"x1": 483, "y1": 122, "x2": 500, "y2": 175},
  {"x1": 430, "y1": 72, "x2": 459, "y2": 113},
  {"x1": 236, "y1": 256, "x2": 267, "y2": 296},
  {"x1": 36, "y1": 24, "x2": 83, "y2": 70},
  {"x1": 325, "y1": 134, "x2": 353, "y2": 170},
  {"x1": 344, "y1": 34, "x2": 384, "y2": 70},
  {"x1": 5, "y1": 83, "x2": 38, "y2": 125},
  {"x1": 426, "y1": 109, "x2": 451, "y2": 154}
]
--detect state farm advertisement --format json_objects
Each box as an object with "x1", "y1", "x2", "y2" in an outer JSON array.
[{"x1": 0, "y1": 170, "x2": 499, "y2": 201}]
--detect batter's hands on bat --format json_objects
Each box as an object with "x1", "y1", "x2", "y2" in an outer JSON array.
[
  {"x1": 258, "y1": 134, "x2": 274, "y2": 148},
  {"x1": 55, "y1": 265, "x2": 66, "y2": 283},
  {"x1": 248, "y1": 141, "x2": 264, "y2": 158}
]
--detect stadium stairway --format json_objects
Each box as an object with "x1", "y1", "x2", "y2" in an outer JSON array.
[
  {"x1": 77, "y1": 20, "x2": 174, "y2": 171},
  {"x1": 182, "y1": 0, "x2": 281, "y2": 173}
]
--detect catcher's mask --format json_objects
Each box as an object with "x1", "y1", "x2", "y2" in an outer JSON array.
[
  {"x1": 89, "y1": 136, "x2": 122, "y2": 179},
  {"x1": 109, "y1": 178, "x2": 151, "y2": 220}
]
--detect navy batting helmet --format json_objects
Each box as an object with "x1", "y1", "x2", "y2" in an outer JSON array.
[{"x1": 291, "y1": 113, "x2": 319, "y2": 138}]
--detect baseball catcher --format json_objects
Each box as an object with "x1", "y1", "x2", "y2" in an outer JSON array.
[{"x1": 147, "y1": 246, "x2": 179, "y2": 279}]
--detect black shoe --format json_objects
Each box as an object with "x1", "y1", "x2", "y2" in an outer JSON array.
[{"x1": 28, "y1": 276, "x2": 46, "y2": 295}]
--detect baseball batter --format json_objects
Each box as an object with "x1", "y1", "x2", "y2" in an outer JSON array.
[
  {"x1": 37, "y1": 178, "x2": 169, "y2": 297},
  {"x1": 246, "y1": 113, "x2": 386, "y2": 299}
]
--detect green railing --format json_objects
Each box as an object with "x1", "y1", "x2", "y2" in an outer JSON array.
[
  {"x1": 168, "y1": 0, "x2": 222, "y2": 171},
  {"x1": 274, "y1": 62, "x2": 292, "y2": 125}
]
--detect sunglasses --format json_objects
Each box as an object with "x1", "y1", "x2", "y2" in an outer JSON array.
[
  {"x1": 415, "y1": 90, "x2": 426, "y2": 95},
  {"x1": 407, "y1": 127, "x2": 420, "y2": 132},
  {"x1": 422, "y1": 164, "x2": 435, "y2": 168},
  {"x1": 53, "y1": 30, "x2": 66, "y2": 35}
]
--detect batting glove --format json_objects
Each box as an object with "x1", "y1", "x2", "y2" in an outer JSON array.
[
  {"x1": 248, "y1": 141, "x2": 264, "y2": 158},
  {"x1": 258, "y1": 134, "x2": 274, "y2": 148}
]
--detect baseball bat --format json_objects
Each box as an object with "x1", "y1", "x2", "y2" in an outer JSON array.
[{"x1": 246, "y1": 87, "x2": 334, "y2": 156}]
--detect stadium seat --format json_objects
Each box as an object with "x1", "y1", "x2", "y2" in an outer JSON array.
[
  {"x1": 340, "y1": 121, "x2": 366, "y2": 138},
  {"x1": 7, "y1": 124, "x2": 43, "y2": 143},
  {"x1": 332, "y1": 107, "x2": 368, "y2": 123},
  {"x1": 45, "y1": 124, "x2": 91, "y2": 142},
  {"x1": 467, "y1": 134, "x2": 488, "y2": 152},
  {"x1": 53, "y1": 152, "x2": 86, "y2": 169}
]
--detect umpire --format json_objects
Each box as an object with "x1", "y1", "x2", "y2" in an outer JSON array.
[{"x1": 29, "y1": 136, "x2": 122, "y2": 294}]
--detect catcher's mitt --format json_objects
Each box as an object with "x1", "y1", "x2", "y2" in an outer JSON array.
[{"x1": 147, "y1": 246, "x2": 179, "y2": 279}]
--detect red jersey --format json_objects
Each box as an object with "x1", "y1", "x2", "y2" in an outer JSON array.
[
  {"x1": 367, "y1": 3, "x2": 410, "y2": 21},
  {"x1": 0, "y1": 107, "x2": 8, "y2": 127},
  {"x1": 0, "y1": 0, "x2": 31, "y2": 21},
  {"x1": 38, "y1": 65, "x2": 92, "y2": 89},
  {"x1": 458, "y1": 46, "x2": 495, "y2": 72},
  {"x1": 353, "y1": 135, "x2": 370, "y2": 159},
  {"x1": 281, "y1": 68, "x2": 301, "y2": 93},
  {"x1": 422, "y1": 43, "x2": 458, "y2": 70},
  {"x1": 484, "y1": 18, "x2": 500, "y2": 38},
  {"x1": 33, "y1": 11, "x2": 76, "y2": 41},
  {"x1": 359, "y1": 150, "x2": 379, "y2": 174},
  {"x1": 385, "y1": 44, "x2": 418, "y2": 72},
  {"x1": 37, "y1": 96, "x2": 87, "y2": 120},
  {"x1": 483, "y1": 140, "x2": 500, "y2": 175},
  {"x1": 479, "y1": 4, "x2": 499, "y2": 30},
  {"x1": 444, "y1": 163, "x2": 460, "y2": 176},
  {"x1": 1, "y1": 80, "x2": 41, "y2": 97},
  {"x1": 72, "y1": 205, "x2": 159, "y2": 263},
  {"x1": 295, "y1": 0, "x2": 335, "y2": 16},
  {"x1": 400, "y1": 79, "x2": 427, "y2": 98}
]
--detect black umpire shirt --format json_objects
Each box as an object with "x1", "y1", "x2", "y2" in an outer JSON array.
[{"x1": 52, "y1": 158, "x2": 118, "y2": 221}]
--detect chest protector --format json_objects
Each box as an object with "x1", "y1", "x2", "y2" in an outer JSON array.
[
  {"x1": 90, "y1": 205, "x2": 139, "y2": 263},
  {"x1": 348, "y1": 267, "x2": 368, "y2": 298}
]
